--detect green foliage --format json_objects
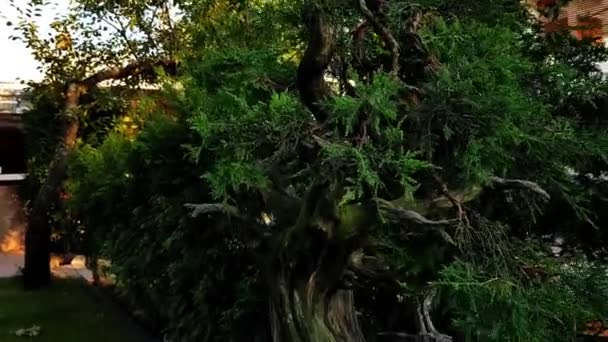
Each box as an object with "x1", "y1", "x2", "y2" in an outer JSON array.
[
  {"x1": 438, "y1": 255, "x2": 608, "y2": 342},
  {"x1": 182, "y1": 46, "x2": 304, "y2": 201},
  {"x1": 418, "y1": 17, "x2": 608, "y2": 219},
  {"x1": 14, "y1": 0, "x2": 608, "y2": 341}
]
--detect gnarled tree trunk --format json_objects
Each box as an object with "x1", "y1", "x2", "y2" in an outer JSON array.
[
  {"x1": 269, "y1": 284, "x2": 364, "y2": 342},
  {"x1": 263, "y1": 2, "x2": 371, "y2": 339},
  {"x1": 267, "y1": 220, "x2": 367, "y2": 342},
  {"x1": 262, "y1": 178, "x2": 375, "y2": 341}
]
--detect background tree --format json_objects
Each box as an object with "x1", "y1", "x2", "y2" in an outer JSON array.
[{"x1": 6, "y1": 0, "x2": 180, "y2": 287}]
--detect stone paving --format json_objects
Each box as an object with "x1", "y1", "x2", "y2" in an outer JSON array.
[
  {"x1": 51, "y1": 255, "x2": 94, "y2": 282},
  {"x1": 0, "y1": 252, "x2": 93, "y2": 281},
  {"x1": 0, "y1": 252, "x2": 23, "y2": 277}
]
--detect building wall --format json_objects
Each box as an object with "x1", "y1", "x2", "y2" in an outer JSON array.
[
  {"x1": 563, "y1": 0, "x2": 608, "y2": 39},
  {"x1": 526, "y1": 0, "x2": 608, "y2": 73},
  {"x1": 564, "y1": 0, "x2": 608, "y2": 24},
  {"x1": 0, "y1": 82, "x2": 30, "y2": 114},
  {"x1": 527, "y1": 1, "x2": 608, "y2": 35},
  {"x1": 562, "y1": 1, "x2": 608, "y2": 73}
]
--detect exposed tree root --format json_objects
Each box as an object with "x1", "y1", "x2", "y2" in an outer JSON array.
[
  {"x1": 418, "y1": 288, "x2": 452, "y2": 342},
  {"x1": 380, "y1": 289, "x2": 454, "y2": 342}
]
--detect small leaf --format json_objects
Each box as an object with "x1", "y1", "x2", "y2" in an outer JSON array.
[
  {"x1": 14, "y1": 325, "x2": 41, "y2": 337},
  {"x1": 443, "y1": 125, "x2": 454, "y2": 141}
]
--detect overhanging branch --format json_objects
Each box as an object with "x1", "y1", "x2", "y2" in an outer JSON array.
[
  {"x1": 377, "y1": 198, "x2": 458, "y2": 245},
  {"x1": 430, "y1": 176, "x2": 551, "y2": 210},
  {"x1": 81, "y1": 59, "x2": 177, "y2": 87},
  {"x1": 377, "y1": 199, "x2": 457, "y2": 226}
]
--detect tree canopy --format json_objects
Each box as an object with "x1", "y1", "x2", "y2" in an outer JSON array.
[{"x1": 7, "y1": 0, "x2": 608, "y2": 341}]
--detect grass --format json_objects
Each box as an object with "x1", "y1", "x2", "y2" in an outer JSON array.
[{"x1": 0, "y1": 277, "x2": 152, "y2": 342}]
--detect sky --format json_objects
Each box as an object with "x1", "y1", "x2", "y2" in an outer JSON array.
[{"x1": 0, "y1": 0, "x2": 69, "y2": 83}]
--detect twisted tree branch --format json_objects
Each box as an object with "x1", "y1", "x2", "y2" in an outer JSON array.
[
  {"x1": 353, "y1": 20, "x2": 369, "y2": 70},
  {"x1": 297, "y1": 3, "x2": 336, "y2": 122},
  {"x1": 378, "y1": 198, "x2": 458, "y2": 245},
  {"x1": 81, "y1": 59, "x2": 177, "y2": 87},
  {"x1": 429, "y1": 176, "x2": 551, "y2": 211},
  {"x1": 488, "y1": 176, "x2": 551, "y2": 201},
  {"x1": 378, "y1": 199, "x2": 457, "y2": 226},
  {"x1": 355, "y1": 0, "x2": 400, "y2": 75}
]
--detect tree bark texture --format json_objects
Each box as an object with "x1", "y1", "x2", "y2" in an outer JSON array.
[
  {"x1": 267, "y1": 219, "x2": 367, "y2": 342},
  {"x1": 262, "y1": 176, "x2": 375, "y2": 342}
]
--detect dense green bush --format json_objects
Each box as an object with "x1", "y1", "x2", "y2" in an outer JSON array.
[{"x1": 65, "y1": 113, "x2": 268, "y2": 340}]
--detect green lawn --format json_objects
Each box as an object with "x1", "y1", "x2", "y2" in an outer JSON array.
[{"x1": 0, "y1": 277, "x2": 152, "y2": 342}]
